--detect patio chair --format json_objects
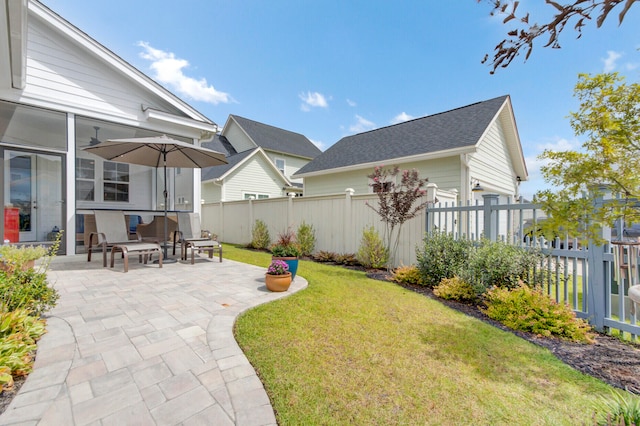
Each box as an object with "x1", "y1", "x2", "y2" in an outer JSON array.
[
  {"x1": 87, "y1": 210, "x2": 163, "y2": 272},
  {"x1": 173, "y1": 212, "x2": 222, "y2": 264}
]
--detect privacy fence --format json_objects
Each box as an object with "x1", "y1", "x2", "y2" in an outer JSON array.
[{"x1": 201, "y1": 190, "x2": 640, "y2": 337}]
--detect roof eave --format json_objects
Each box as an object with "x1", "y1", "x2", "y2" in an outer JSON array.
[{"x1": 294, "y1": 146, "x2": 476, "y2": 179}]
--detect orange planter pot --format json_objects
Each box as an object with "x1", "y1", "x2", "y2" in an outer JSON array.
[{"x1": 265, "y1": 272, "x2": 292, "y2": 292}]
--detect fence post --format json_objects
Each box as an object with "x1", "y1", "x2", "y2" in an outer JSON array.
[
  {"x1": 345, "y1": 188, "x2": 354, "y2": 253},
  {"x1": 288, "y1": 193, "x2": 295, "y2": 228},
  {"x1": 482, "y1": 194, "x2": 499, "y2": 241},
  {"x1": 587, "y1": 192, "x2": 610, "y2": 332},
  {"x1": 248, "y1": 197, "x2": 254, "y2": 243}
]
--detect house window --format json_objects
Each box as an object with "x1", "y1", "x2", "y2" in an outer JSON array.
[
  {"x1": 372, "y1": 182, "x2": 392, "y2": 193},
  {"x1": 275, "y1": 158, "x2": 285, "y2": 174},
  {"x1": 103, "y1": 161, "x2": 129, "y2": 202},
  {"x1": 243, "y1": 193, "x2": 269, "y2": 200},
  {"x1": 75, "y1": 158, "x2": 95, "y2": 201}
]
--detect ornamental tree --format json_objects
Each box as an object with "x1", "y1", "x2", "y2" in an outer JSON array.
[
  {"x1": 480, "y1": 0, "x2": 636, "y2": 73},
  {"x1": 366, "y1": 166, "x2": 429, "y2": 269},
  {"x1": 534, "y1": 72, "x2": 640, "y2": 241}
]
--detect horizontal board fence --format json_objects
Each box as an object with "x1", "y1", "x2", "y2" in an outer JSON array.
[{"x1": 201, "y1": 190, "x2": 639, "y2": 337}]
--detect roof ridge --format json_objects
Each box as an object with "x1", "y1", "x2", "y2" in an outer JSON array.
[
  {"x1": 231, "y1": 114, "x2": 308, "y2": 139},
  {"x1": 347, "y1": 95, "x2": 509, "y2": 138}
]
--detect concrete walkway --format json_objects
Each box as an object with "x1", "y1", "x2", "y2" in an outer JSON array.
[{"x1": 0, "y1": 253, "x2": 307, "y2": 425}]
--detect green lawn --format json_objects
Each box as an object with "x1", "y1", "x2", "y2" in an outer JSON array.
[{"x1": 226, "y1": 244, "x2": 614, "y2": 425}]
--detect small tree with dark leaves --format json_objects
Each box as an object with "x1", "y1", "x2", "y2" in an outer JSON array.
[{"x1": 366, "y1": 165, "x2": 429, "y2": 269}]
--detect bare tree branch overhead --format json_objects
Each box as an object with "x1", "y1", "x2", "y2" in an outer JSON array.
[{"x1": 481, "y1": 0, "x2": 636, "y2": 74}]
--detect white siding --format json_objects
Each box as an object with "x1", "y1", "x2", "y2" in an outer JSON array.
[
  {"x1": 225, "y1": 121, "x2": 255, "y2": 152},
  {"x1": 469, "y1": 119, "x2": 517, "y2": 196},
  {"x1": 202, "y1": 181, "x2": 222, "y2": 203},
  {"x1": 303, "y1": 157, "x2": 461, "y2": 197},
  {"x1": 22, "y1": 18, "x2": 182, "y2": 121},
  {"x1": 224, "y1": 155, "x2": 286, "y2": 200},
  {"x1": 265, "y1": 151, "x2": 310, "y2": 184}
]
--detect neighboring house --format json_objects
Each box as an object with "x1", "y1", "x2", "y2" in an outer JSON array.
[
  {"x1": 200, "y1": 115, "x2": 321, "y2": 202},
  {"x1": 0, "y1": 0, "x2": 220, "y2": 255},
  {"x1": 294, "y1": 95, "x2": 527, "y2": 203}
]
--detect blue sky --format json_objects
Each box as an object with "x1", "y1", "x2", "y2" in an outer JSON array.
[{"x1": 42, "y1": 0, "x2": 640, "y2": 199}]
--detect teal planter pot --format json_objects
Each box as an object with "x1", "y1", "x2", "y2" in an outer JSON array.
[{"x1": 273, "y1": 256, "x2": 298, "y2": 280}]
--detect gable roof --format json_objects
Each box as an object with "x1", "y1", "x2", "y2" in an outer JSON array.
[
  {"x1": 1, "y1": 0, "x2": 218, "y2": 136},
  {"x1": 225, "y1": 115, "x2": 322, "y2": 159},
  {"x1": 295, "y1": 95, "x2": 514, "y2": 176},
  {"x1": 200, "y1": 146, "x2": 291, "y2": 186}
]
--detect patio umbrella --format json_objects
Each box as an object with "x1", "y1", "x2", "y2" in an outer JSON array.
[{"x1": 84, "y1": 135, "x2": 227, "y2": 262}]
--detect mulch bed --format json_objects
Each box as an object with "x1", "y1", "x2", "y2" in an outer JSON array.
[{"x1": 366, "y1": 269, "x2": 640, "y2": 395}]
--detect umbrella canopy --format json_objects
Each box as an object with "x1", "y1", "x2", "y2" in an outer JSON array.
[
  {"x1": 83, "y1": 134, "x2": 228, "y2": 168},
  {"x1": 84, "y1": 135, "x2": 227, "y2": 262}
]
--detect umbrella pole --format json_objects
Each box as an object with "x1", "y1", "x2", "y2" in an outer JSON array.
[{"x1": 159, "y1": 150, "x2": 177, "y2": 264}]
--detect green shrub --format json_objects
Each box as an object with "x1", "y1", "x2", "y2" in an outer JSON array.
[
  {"x1": 356, "y1": 226, "x2": 388, "y2": 269},
  {"x1": 0, "y1": 269, "x2": 59, "y2": 316},
  {"x1": 250, "y1": 220, "x2": 271, "y2": 250},
  {"x1": 391, "y1": 264, "x2": 423, "y2": 285},
  {"x1": 433, "y1": 276, "x2": 477, "y2": 302},
  {"x1": 0, "y1": 307, "x2": 46, "y2": 391},
  {"x1": 335, "y1": 253, "x2": 359, "y2": 266},
  {"x1": 593, "y1": 390, "x2": 640, "y2": 426},
  {"x1": 296, "y1": 222, "x2": 316, "y2": 257},
  {"x1": 416, "y1": 233, "x2": 473, "y2": 288},
  {"x1": 0, "y1": 244, "x2": 48, "y2": 273},
  {"x1": 313, "y1": 251, "x2": 337, "y2": 263},
  {"x1": 482, "y1": 284, "x2": 594, "y2": 343},
  {"x1": 271, "y1": 244, "x2": 300, "y2": 258},
  {"x1": 461, "y1": 239, "x2": 542, "y2": 293}
]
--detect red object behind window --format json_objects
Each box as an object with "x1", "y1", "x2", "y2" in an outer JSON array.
[{"x1": 4, "y1": 207, "x2": 19, "y2": 243}]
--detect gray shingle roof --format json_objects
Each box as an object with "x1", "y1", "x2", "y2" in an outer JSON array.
[
  {"x1": 200, "y1": 148, "x2": 256, "y2": 181},
  {"x1": 295, "y1": 96, "x2": 509, "y2": 176},
  {"x1": 230, "y1": 115, "x2": 322, "y2": 159}
]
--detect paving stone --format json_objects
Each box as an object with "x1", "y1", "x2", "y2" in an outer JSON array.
[
  {"x1": 66, "y1": 359, "x2": 107, "y2": 387},
  {"x1": 150, "y1": 386, "x2": 215, "y2": 425},
  {"x1": 133, "y1": 360, "x2": 173, "y2": 389},
  {"x1": 182, "y1": 403, "x2": 234, "y2": 426},
  {"x1": 73, "y1": 383, "x2": 142, "y2": 425},
  {"x1": 158, "y1": 371, "x2": 200, "y2": 400},
  {"x1": 101, "y1": 401, "x2": 155, "y2": 426},
  {"x1": 101, "y1": 345, "x2": 143, "y2": 372},
  {"x1": 162, "y1": 346, "x2": 205, "y2": 375}
]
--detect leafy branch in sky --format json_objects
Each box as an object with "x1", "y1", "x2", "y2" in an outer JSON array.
[
  {"x1": 534, "y1": 72, "x2": 640, "y2": 241},
  {"x1": 480, "y1": 0, "x2": 636, "y2": 73}
]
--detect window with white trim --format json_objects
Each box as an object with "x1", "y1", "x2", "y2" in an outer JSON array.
[
  {"x1": 275, "y1": 158, "x2": 285, "y2": 174},
  {"x1": 103, "y1": 161, "x2": 130, "y2": 202},
  {"x1": 75, "y1": 158, "x2": 95, "y2": 201},
  {"x1": 243, "y1": 193, "x2": 270, "y2": 200}
]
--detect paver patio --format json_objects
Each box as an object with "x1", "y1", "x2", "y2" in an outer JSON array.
[{"x1": 0, "y1": 253, "x2": 307, "y2": 425}]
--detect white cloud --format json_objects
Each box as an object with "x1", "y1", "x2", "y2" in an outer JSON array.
[
  {"x1": 602, "y1": 50, "x2": 622, "y2": 72},
  {"x1": 346, "y1": 99, "x2": 357, "y2": 107},
  {"x1": 299, "y1": 91, "x2": 328, "y2": 111},
  {"x1": 391, "y1": 112, "x2": 414, "y2": 124},
  {"x1": 310, "y1": 138, "x2": 326, "y2": 151},
  {"x1": 349, "y1": 115, "x2": 376, "y2": 133},
  {"x1": 137, "y1": 41, "x2": 231, "y2": 104}
]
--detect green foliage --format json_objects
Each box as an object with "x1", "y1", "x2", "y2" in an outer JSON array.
[
  {"x1": 313, "y1": 251, "x2": 337, "y2": 263},
  {"x1": 271, "y1": 228, "x2": 300, "y2": 257},
  {"x1": 416, "y1": 233, "x2": 473, "y2": 288},
  {"x1": 334, "y1": 253, "x2": 359, "y2": 266},
  {"x1": 391, "y1": 264, "x2": 423, "y2": 285},
  {"x1": 250, "y1": 220, "x2": 271, "y2": 250},
  {"x1": 593, "y1": 390, "x2": 640, "y2": 426},
  {"x1": 0, "y1": 244, "x2": 48, "y2": 273},
  {"x1": 433, "y1": 276, "x2": 477, "y2": 302},
  {"x1": 356, "y1": 226, "x2": 389, "y2": 269},
  {"x1": 461, "y1": 239, "x2": 542, "y2": 293},
  {"x1": 0, "y1": 269, "x2": 59, "y2": 316},
  {"x1": 271, "y1": 244, "x2": 300, "y2": 258},
  {"x1": 0, "y1": 307, "x2": 46, "y2": 391},
  {"x1": 296, "y1": 222, "x2": 316, "y2": 257},
  {"x1": 535, "y1": 73, "x2": 640, "y2": 242},
  {"x1": 483, "y1": 285, "x2": 594, "y2": 343}
]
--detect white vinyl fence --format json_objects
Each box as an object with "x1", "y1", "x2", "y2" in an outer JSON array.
[{"x1": 200, "y1": 186, "x2": 457, "y2": 266}]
